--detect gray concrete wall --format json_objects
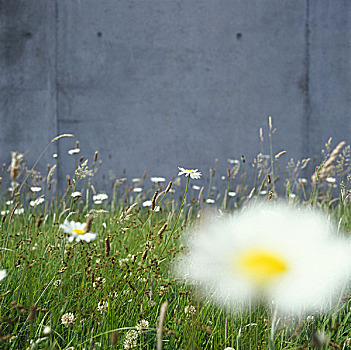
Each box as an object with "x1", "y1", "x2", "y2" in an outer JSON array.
[{"x1": 1, "y1": 0, "x2": 350, "y2": 190}]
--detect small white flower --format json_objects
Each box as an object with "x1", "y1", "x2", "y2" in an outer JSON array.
[
  {"x1": 142, "y1": 200, "x2": 152, "y2": 207},
  {"x1": 298, "y1": 178, "x2": 308, "y2": 184},
  {"x1": 30, "y1": 186, "x2": 41, "y2": 192},
  {"x1": 289, "y1": 193, "x2": 296, "y2": 199},
  {"x1": 184, "y1": 305, "x2": 196, "y2": 317},
  {"x1": 192, "y1": 185, "x2": 201, "y2": 190},
  {"x1": 124, "y1": 329, "x2": 138, "y2": 349},
  {"x1": 97, "y1": 300, "x2": 108, "y2": 314},
  {"x1": 71, "y1": 191, "x2": 81, "y2": 198},
  {"x1": 150, "y1": 177, "x2": 166, "y2": 183},
  {"x1": 53, "y1": 280, "x2": 61, "y2": 288},
  {"x1": 132, "y1": 178, "x2": 141, "y2": 183},
  {"x1": 94, "y1": 200, "x2": 102, "y2": 204},
  {"x1": 0, "y1": 270, "x2": 7, "y2": 281},
  {"x1": 93, "y1": 193, "x2": 108, "y2": 202},
  {"x1": 136, "y1": 319, "x2": 149, "y2": 333},
  {"x1": 227, "y1": 158, "x2": 240, "y2": 164},
  {"x1": 259, "y1": 190, "x2": 268, "y2": 195},
  {"x1": 52, "y1": 153, "x2": 58, "y2": 159},
  {"x1": 68, "y1": 148, "x2": 80, "y2": 155},
  {"x1": 30, "y1": 197, "x2": 45, "y2": 207},
  {"x1": 60, "y1": 219, "x2": 98, "y2": 243},
  {"x1": 42, "y1": 326, "x2": 51, "y2": 335},
  {"x1": 133, "y1": 187, "x2": 143, "y2": 193},
  {"x1": 326, "y1": 177, "x2": 336, "y2": 184},
  {"x1": 205, "y1": 198, "x2": 215, "y2": 204},
  {"x1": 178, "y1": 167, "x2": 202, "y2": 180},
  {"x1": 6, "y1": 200, "x2": 13, "y2": 205},
  {"x1": 228, "y1": 192, "x2": 237, "y2": 197},
  {"x1": 61, "y1": 312, "x2": 75, "y2": 327},
  {"x1": 221, "y1": 176, "x2": 226, "y2": 180},
  {"x1": 93, "y1": 277, "x2": 106, "y2": 289},
  {"x1": 178, "y1": 203, "x2": 351, "y2": 315}
]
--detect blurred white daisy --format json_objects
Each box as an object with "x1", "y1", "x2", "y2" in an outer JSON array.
[
  {"x1": 30, "y1": 186, "x2": 41, "y2": 192},
  {"x1": 205, "y1": 198, "x2": 215, "y2": 204},
  {"x1": 0, "y1": 270, "x2": 7, "y2": 281},
  {"x1": 133, "y1": 187, "x2": 143, "y2": 193},
  {"x1": 142, "y1": 200, "x2": 152, "y2": 207},
  {"x1": 68, "y1": 148, "x2": 80, "y2": 155},
  {"x1": 60, "y1": 219, "x2": 98, "y2": 243},
  {"x1": 178, "y1": 167, "x2": 202, "y2": 180},
  {"x1": 71, "y1": 191, "x2": 81, "y2": 198},
  {"x1": 150, "y1": 177, "x2": 166, "y2": 183},
  {"x1": 326, "y1": 177, "x2": 336, "y2": 184},
  {"x1": 52, "y1": 153, "x2": 58, "y2": 159},
  {"x1": 93, "y1": 193, "x2": 108, "y2": 202},
  {"x1": 5, "y1": 200, "x2": 13, "y2": 205},
  {"x1": 228, "y1": 192, "x2": 237, "y2": 197},
  {"x1": 227, "y1": 158, "x2": 240, "y2": 164},
  {"x1": 178, "y1": 203, "x2": 351, "y2": 314},
  {"x1": 30, "y1": 197, "x2": 45, "y2": 207},
  {"x1": 192, "y1": 185, "x2": 201, "y2": 190}
]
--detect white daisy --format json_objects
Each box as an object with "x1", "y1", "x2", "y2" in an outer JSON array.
[
  {"x1": 30, "y1": 186, "x2": 41, "y2": 192},
  {"x1": 142, "y1": 200, "x2": 152, "y2": 207},
  {"x1": 0, "y1": 270, "x2": 7, "y2": 281},
  {"x1": 228, "y1": 192, "x2": 237, "y2": 197},
  {"x1": 178, "y1": 167, "x2": 202, "y2": 180},
  {"x1": 68, "y1": 148, "x2": 80, "y2": 155},
  {"x1": 93, "y1": 193, "x2": 108, "y2": 202},
  {"x1": 60, "y1": 219, "x2": 98, "y2": 243},
  {"x1": 178, "y1": 203, "x2": 351, "y2": 315},
  {"x1": 71, "y1": 191, "x2": 82, "y2": 198},
  {"x1": 326, "y1": 177, "x2": 336, "y2": 184},
  {"x1": 205, "y1": 198, "x2": 215, "y2": 204},
  {"x1": 30, "y1": 197, "x2": 45, "y2": 207},
  {"x1": 150, "y1": 177, "x2": 166, "y2": 183},
  {"x1": 133, "y1": 187, "x2": 143, "y2": 193}
]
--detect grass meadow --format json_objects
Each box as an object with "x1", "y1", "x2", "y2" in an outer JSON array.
[{"x1": 1, "y1": 127, "x2": 351, "y2": 350}]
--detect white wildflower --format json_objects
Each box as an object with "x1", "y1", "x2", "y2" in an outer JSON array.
[
  {"x1": 150, "y1": 177, "x2": 166, "y2": 183},
  {"x1": 61, "y1": 312, "x2": 75, "y2": 327},
  {"x1": 136, "y1": 319, "x2": 149, "y2": 333},
  {"x1": 30, "y1": 197, "x2": 45, "y2": 207},
  {"x1": 93, "y1": 193, "x2": 108, "y2": 202},
  {"x1": 68, "y1": 148, "x2": 80, "y2": 155},
  {"x1": 60, "y1": 219, "x2": 98, "y2": 243},
  {"x1": 30, "y1": 186, "x2": 41, "y2": 192},
  {"x1": 71, "y1": 191, "x2": 81, "y2": 198},
  {"x1": 97, "y1": 300, "x2": 108, "y2": 314},
  {"x1": 178, "y1": 167, "x2": 202, "y2": 180},
  {"x1": 177, "y1": 203, "x2": 351, "y2": 315},
  {"x1": 0, "y1": 270, "x2": 7, "y2": 281},
  {"x1": 124, "y1": 329, "x2": 138, "y2": 349}
]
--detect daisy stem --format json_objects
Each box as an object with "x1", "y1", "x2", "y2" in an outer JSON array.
[
  {"x1": 268, "y1": 303, "x2": 278, "y2": 350},
  {"x1": 160, "y1": 176, "x2": 190, "y2": 258}
]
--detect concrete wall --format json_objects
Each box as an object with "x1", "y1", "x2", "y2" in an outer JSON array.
[{"x1": 1, "y1": 0, "x2": 350, "y2": 190}]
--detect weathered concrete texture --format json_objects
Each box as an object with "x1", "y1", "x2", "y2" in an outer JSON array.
[
  {"x1": 307, "y1": 0, "x2": 351, "y2": 157},
  {"x1": 0, "y1": 0, "x2": 57, "y2": 176},
  {"x1": 1, "y1": 1, "x2": 350, "y2": 190}
]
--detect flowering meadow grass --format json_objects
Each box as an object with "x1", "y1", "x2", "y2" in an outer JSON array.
[{"x1": 1, "y1": 129, "x2": 351, "y2": 349}]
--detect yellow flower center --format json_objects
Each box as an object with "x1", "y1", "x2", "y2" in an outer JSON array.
[
  {"x1": 236, "y1": 248, "x2": 289, "y2": 286},
  {"x1": 72, "y1": 228, "x2": 85, "y2": 235}
]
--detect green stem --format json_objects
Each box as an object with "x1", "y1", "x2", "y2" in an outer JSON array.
[{"x1": 160, "y1": 176, "x2": 190, "y2": 258}]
